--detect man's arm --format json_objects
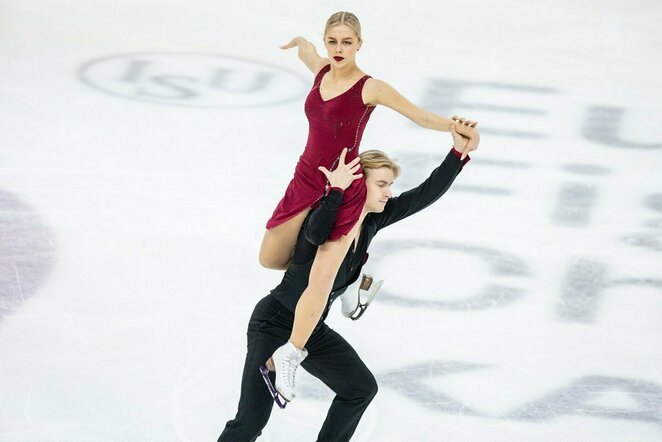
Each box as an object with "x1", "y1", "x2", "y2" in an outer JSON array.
[
  {"x1": 372, "y1": 147, "x2": 470, "y2": 232},
  {"x1": 289, "y1": 187, "x2": 343, "y2": 266},
  {"x1": 303, "y1": 188, "x2": 344, "y2": 245}
]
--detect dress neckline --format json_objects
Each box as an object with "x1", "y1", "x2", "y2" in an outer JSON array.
[{"x1": 317, "y1": 66, "x2": 369, "y2": 103}]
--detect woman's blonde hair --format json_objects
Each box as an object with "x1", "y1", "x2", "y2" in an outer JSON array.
[
  {"x1": 359, "y1": 150, "x2": 401, "y2": 179},
  {"x1": 324, "y1": 11, "x2": 362, "y2": 42}
]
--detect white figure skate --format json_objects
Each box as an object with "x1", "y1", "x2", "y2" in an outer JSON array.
[
  {"x1": 340, "y1": 274, "x2": 383, "y2": 320},
  {"x1": 260, "y1": 341, "x2": 308, "y2": 408}
]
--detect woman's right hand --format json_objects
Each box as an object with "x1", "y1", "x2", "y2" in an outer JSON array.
[
  {"x1": 280, "y1": 36, "x2": 305, "y2": 50},
  {"x1": 280, "y1": 37, "x2": 326, "y2": 74},
  {"x1": 318, "y1": 148, "x2": 363, "y2": 191}
]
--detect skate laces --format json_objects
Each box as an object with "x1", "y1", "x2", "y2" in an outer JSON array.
[
  {"x1": 280, "y1": 354, "x2": 297, "y2": 387},
  {"x1": 279, "y1": 344, "x2": 307, "y2": 388}
]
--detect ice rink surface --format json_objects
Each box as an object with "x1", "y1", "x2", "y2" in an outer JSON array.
[{"x1": 1, "y1": 1, "x2": 661, "y2": 441}]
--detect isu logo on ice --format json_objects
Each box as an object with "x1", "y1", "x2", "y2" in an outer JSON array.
[{"x1": 79, "y1": 52, "x2": 308, "y2": 108}]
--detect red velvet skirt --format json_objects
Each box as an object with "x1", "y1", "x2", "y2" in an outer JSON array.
[{"x1": 266, "y1": 160, "x2": 366, "y2": 240}]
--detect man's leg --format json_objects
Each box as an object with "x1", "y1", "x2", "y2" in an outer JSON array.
[
  {"x1": 218, "y1": 297, "x2": 292, "y2": 441},
  {"x1": 303, "y1": 325, "x2": 378, "y2": 442}
]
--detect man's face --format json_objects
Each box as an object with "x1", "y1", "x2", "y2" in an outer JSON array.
[{"x1": 364, "y1": 167, "x2": 395, "y2": 213}]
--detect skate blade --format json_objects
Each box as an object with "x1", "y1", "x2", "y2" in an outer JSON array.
[
  {"x1": 342, "y1": 294, "x2": 360, "y2": 318},
  {"x1": 265, "y1": 357, "x2": 275, "y2": 372},
  {"x1": 259, "y1": 365, "x2": 288, "y2": 409},
  {"x1": 350, "y1": 280, "x2": 383, "y2": 320},
  {"x1": 350, "y1": 305, "x2": 366, "y2": 320}
]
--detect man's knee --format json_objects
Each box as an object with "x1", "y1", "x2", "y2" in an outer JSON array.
[
  {"x1": 346, "y1": 371, "x2": 378, "y2": 404},
  {"x1": 362, "y1": 373, "x2": 378, "y2": 402}
]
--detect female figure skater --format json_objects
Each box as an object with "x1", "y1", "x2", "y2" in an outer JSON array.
[
  {"x1": 219, "y1": 120, "x2": 476, "y2": 442},
  {"x1": 260, "y1": 11, "x2": 480, "y2": 403}
]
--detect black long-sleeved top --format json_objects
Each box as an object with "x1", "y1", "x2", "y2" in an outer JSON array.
[{"x1": 269, "y1": 148, "x2": 470, "y2": 321}]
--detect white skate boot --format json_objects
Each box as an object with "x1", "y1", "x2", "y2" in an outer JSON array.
[
  {"x1": 340, "y1": 274, "x2": 384, "y2": 320},
  {"x1": 260, "y1": 341, "x2": 308, "y2": 408}
]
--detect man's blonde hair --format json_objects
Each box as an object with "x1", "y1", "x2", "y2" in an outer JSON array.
[{"x1": 359, "y1": 150, "x2": 401, "y2": 179}]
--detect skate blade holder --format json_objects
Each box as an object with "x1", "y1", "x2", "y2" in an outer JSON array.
[
  {"x1": 259, "y1": 365, "x2": 288, "y2": 409},
  {"x1": 348, "y1": 274, "x2": 383, "y2": 320}
]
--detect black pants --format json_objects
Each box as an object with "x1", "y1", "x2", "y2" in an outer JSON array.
[{"x1": 218, "y1": 295, "x2": 378, "y2": 442}]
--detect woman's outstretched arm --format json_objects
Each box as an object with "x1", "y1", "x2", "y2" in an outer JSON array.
[
  {"x1": 363, "y1": 79, "x2": 480, "y2": 158},
  {"x1": 281, "y1": 36, "x2": 329, "y2": 74}
]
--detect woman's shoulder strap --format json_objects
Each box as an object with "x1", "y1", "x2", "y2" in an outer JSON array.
[{"x1": 313, "y1": 63, "x2": 331, "y2": 85}]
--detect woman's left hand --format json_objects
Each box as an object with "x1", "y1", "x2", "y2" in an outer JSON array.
[{"x1": 451, "y1": 115, "x2": 479, "y2": 158}]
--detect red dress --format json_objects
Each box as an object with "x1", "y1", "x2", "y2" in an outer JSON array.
[{"x1": 266, "y1": 64, "x2": 375, "y2": 240}]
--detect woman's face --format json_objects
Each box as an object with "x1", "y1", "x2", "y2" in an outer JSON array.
[
  {"x1": 364, "y1": 167, "x2": 394, "y2": 213},
  {"x1": 324, "y1": 24, "x2": 361, "y2": 67}
]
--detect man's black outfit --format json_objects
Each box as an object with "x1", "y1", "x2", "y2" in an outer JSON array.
[{"x1": 218, "y1": 149, "x2": 469, "y2": 442}]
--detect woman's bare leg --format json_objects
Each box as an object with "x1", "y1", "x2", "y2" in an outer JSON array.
[
  {"x1": 259, "y1": 209, "x2": 311, "y2": 270},
  {"x1": 289, "y1": 221, "x2": 360, "y2": 348},
  {"x1": 265, "y1": 223, "x2": 358, "y2": 401}
]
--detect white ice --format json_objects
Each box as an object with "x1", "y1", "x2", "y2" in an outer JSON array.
[{"x1": 1, "y1": 1, "x2": 661, "y2": 441}]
